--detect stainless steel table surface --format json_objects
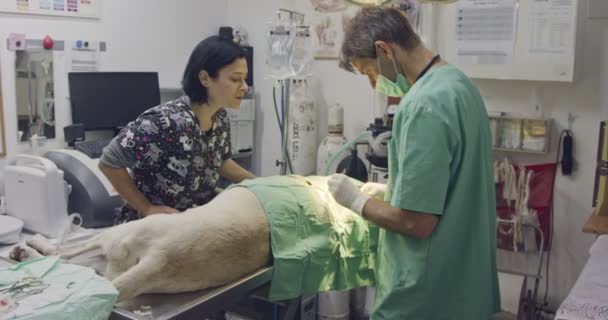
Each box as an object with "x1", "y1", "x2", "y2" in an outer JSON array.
[
  {"x1": 110, "y1": 267, "x2": 273, "y2": 320},
  {"x1": 0, "y1": 255, "x2": 273, "y2": 320}
]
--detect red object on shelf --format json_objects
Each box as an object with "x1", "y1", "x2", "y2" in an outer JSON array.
[
  {"x1": 496, "y1": 163, "x2": 557, "y2": 251},
  {"x1": 42, "y1": 35, "x2": 53, "y2": 50}
]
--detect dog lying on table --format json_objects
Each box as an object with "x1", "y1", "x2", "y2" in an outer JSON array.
[{"x1": 9, "y1": 176, "x2": 380, "y2": 302}]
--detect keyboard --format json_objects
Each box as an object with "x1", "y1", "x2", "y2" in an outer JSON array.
[{"x1": 75, "y1": 138, "x2": 113, "y2": 159}]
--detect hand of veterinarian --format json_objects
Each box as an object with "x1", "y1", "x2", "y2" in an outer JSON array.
[
  {"x1": 141, "y1": 205, "x2": 179, "y2": 217},
  {"x1": 328, "y1": 174, "x2": 370, "y2": 216},
  {"x1": 360, "y1": 182, "x2": 387, "y2": 201}
]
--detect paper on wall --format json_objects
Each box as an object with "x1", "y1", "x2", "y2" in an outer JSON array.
[
  {"x1": 69, "y1": 49, "x2": 98, "y2": 72},
  {"x1": 455, "y1": 0, "x2": 518, "y2": 65},
  {"x1": 529, "y1": 0, "x2": 576, "y2": 55}
]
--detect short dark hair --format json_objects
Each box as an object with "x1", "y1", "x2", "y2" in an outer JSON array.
[
  {"x1": 182, "y1": 35, "x2": 246, "y2": 104},
  {"x1": 340, "y1": 6, "x2": 421, "y2": 73}
]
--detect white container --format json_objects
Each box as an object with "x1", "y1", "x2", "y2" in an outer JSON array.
[
  {"x1": 317, "y1": 134, "x2": 348, "y2": 176},
  {"x1": 0, "y1": 215, "x2": 24, "y2": 244},
  {"x1": 288, "y1": 81, "x2": 318, "y2": 175},
  {"x1": 317, "y1": 104, "x2": 347, "y2": 176},
  {"x1": 328, "y1": 105, "x2": 344, "y2": 133},
  {"x1": 4, "y1": 155, "x2": 70, "y2": 238},
  {"x1": 317, "y1": 291, "x2": 350, "y2": 320}
]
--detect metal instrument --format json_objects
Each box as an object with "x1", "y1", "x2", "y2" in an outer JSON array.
[{"x1": 0, "y1": 276, "x2": 50, "y2": 303}]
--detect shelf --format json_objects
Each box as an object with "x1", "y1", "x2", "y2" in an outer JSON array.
[
  {"x1": 493, "y1": 148, "x2": 548, "y2": 155},
  {"x1": 490, "y1": 116, "x2": 552, "y2": 155},
  {"x1": 583, "y1": 210, "x2": 608, "y2": 235}
]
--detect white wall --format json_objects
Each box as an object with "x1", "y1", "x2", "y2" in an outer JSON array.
[
  {"x1": 0, "y1": 0, "x2": 227, "y2": 181},
  {"x1": 226, "y1": 0, "x2": 606, "y2": 311}
]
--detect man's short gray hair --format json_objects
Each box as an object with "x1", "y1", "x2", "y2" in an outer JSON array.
[{"x1": 340, "y1": 6, "x2": 421, "y2": 73}]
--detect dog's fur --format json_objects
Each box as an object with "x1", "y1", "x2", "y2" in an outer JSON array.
[{"x1": 10, "y1": 187, "x2": 270, "y2": 302}]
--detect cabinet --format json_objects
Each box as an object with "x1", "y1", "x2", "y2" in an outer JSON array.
[
  {"x1": 226, "y1": 95, "x2": 255, "y2": 155},
  {"x1": 430, "y1": 0, "x2": 580, "y2": 82}
]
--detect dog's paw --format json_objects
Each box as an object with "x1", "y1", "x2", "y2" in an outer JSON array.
[
  {"x1": 9, "y1": 243, "x2": 43, "y2": 262},
  {"x1": 26, "y1": 234, "x2": 58, "y2": 255}
]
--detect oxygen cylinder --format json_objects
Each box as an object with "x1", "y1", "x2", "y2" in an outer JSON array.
[
  {"x1": 317, "y1": 104, "x2": 348, "y2": 175},
  {"x1": 287, "y1": 80, "x2": 318, "y2": 175}
]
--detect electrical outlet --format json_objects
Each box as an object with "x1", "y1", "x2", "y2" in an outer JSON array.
[{"x1": 8, "y1": 33, "x2": 26, "y2": 51}]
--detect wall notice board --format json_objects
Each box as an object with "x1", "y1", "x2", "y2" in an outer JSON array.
[
  {"x1": 0, "y1": 0, "x2": 100, "y2": 19},
  {"x1": 436, "y1": 0, "x2": 579, "y2": 82}
]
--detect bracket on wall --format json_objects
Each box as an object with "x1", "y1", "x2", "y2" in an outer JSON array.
[{"x1": 6, "y1": 37, "x2": 107, "y2": 52}]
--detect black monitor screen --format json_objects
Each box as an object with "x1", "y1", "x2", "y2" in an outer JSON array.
[{"x1": 68, "y1": 72, "x2": 161, "y2": 130}]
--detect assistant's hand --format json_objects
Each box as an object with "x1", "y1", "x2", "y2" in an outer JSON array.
[
  {"x1": 141, "y1": 205, "x2": 179, "y2": 217},
  {"x1": 360, "y1": 182, "x2": 387, "y2": 201},
  {"x1": 328, "y1": 174, "x2": 371, "y2": 216}
]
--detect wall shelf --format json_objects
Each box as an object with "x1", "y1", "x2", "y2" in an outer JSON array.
[
  {"x1": 583, "y1": 211, "x2": 608, "y2": 235},
  {"x1": 490, "y1": 116, "x2": 552, "y2": 155},
  {"x1": 493, "y1": 148, "x2": 547, "y2": 155}
]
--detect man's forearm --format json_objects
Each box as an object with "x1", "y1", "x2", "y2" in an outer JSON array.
[{"x1": 362, "y1": 198, "x2": 438, "y2": 239}]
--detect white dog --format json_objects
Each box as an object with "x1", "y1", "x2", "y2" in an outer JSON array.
[{"x1": 10, "y1": 187, "x2": 270, "y2": 302}]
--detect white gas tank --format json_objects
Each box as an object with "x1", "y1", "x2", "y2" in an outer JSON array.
[
  {"x1": 317, "y1": 134, "x2": 348, "y2": 175},
  {"x1": 317, "y1": 104, "x2": 348, "y2": 175},
  {"x1": 4, "y1": 155, "x2": 70, "y2": 238},
  {"x1": 288, "y1": 80, "x2": 318, "y2": 175}
]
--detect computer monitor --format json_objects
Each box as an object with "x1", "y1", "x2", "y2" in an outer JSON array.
[{"x1": 68, "y1": 72, "x2": 161, "y2": 130}]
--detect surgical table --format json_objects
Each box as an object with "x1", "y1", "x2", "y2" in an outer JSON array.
[
  {"x1": 110, "y1": 267, "x2": 274, "y2": 320},
  {"x1": 0, "y1": 256, "x2": 299, "y2": 320}
]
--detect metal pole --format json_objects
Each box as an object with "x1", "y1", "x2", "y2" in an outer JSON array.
[
  {"x1": 281, "y1": 79, "x2": 291, "y2": 175},
  {"x1": 277, "y1": 8, "x2": 305, "y2": 25},
  {"x1": 26, "y1": 56, "x2": 35, "y2": 140}
]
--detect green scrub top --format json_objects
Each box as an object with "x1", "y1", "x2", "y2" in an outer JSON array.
[{"x1": 375, "y1": 64, "x2": 500, "y2": 319}]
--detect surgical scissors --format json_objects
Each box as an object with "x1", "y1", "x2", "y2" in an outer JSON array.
[
  {"x1": 0, "y1": 277, "x2": 45, "y2": 294},
  {"x1": 11, "y1": 284, "x2": 50, "y2": 302}
]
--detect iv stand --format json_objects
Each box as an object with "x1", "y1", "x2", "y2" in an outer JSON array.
[
  {"x1": 274, "y1": 8, "x2": 304, "y2": 175},
  {"x1": 280, "y1": 80, "x2": 291, "y2": 175}
]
